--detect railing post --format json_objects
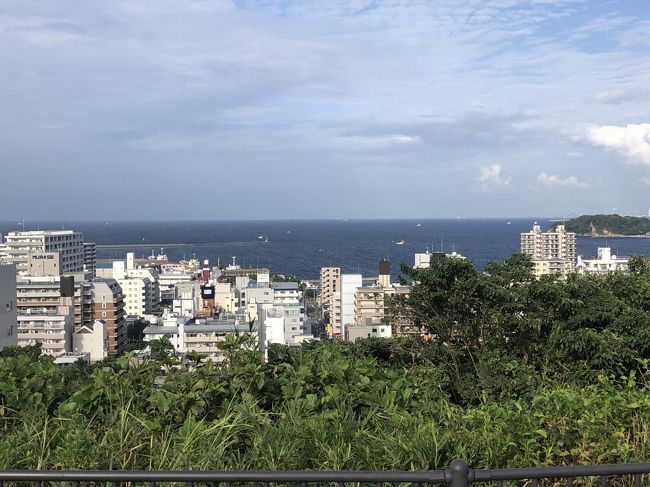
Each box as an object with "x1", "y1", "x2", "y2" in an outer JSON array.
[{"x1": 448, "y1": 459, "x2": 471, "y2": 487}]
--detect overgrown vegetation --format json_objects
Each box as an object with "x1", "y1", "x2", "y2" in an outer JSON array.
[{"x1": 1, "y1": 254, "x2": 650, "y2": 470}]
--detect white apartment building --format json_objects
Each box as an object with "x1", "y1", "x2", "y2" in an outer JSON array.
[
  {"x1": 3, "y1": 230, "x2": 85, "y2": 276},
  {"x1": 339, "y1": 274, "x2": 362, "y2": 337},
  {"x1": 0, "y1": 264, "x2": 17, "y2": 351},
  {"x1": 158, "y1": 270, "x2": 193, "y2": 302},
  {"x1": 271, "y1": 282, "x2": 308, "y2": 344},
  {"x1": 101, "y1": 253, "x2": 161, "y2": 318},
  {"x1": 142, "y1": 316, "x2": 259, "y2": 363},
  {"x1": 577, "y1": 247, "x2": 629, "y2": 274},
  {"x1": 521, "y1": 224, "x2": 576, "y2": 277},
  {"x1": 17, "y1": 301, "x2": 75, "y2": 356}
]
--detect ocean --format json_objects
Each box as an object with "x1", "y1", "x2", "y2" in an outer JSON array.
[{"x1": 2, "y1": 219, "x2": 650, "y2": 280}]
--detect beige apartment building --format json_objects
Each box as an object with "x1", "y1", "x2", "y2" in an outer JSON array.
[
  {"x1": 320, "y1": 266, "x2": 341, "y2": 333},
  {"x1": 521, "y1": 223, "x2": 576, "y2": 277}
]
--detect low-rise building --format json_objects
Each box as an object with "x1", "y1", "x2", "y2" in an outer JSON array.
[
  {"x1": 414, "y1": 250, "x2": 466, "y2": 268},
  {"x1": 73, "y1": 320, "x2": 108, "y2": 363},
  {"x1": 142, "y1": 315, "x2": 259, "y2": 363},
  {"x1": 344, "y1": 323, "x2": 392, "y2": 342},
  {"x1": 577, "y1": 247, "x2": 629, "y2": 274}
]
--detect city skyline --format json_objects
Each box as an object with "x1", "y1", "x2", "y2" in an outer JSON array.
[{"x1": 1, "y1": 1, "x2": 650, "y2": 220}]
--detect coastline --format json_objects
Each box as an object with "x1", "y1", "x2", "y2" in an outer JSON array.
[{"x1": 577, "y1": 234, "x2": 650, "y2": 238}]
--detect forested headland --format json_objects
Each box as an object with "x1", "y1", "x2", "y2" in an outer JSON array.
[
  {"x1": 2, "y1": 254, "x2": 650, "y2": 470},
  {"x1": 555, "y1": 214, "x2": 650, "y2": 236}
]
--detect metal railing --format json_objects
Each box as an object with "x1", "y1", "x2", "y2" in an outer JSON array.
[{"x1": 1, "y1": 460, "x2": 650, "y2": 486}]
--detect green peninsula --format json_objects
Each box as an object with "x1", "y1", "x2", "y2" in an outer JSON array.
[{"x1": 555, "y1": 214, "x2": 650, "y2": 236}]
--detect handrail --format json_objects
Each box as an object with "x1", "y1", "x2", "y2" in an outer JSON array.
[{"x1": 1, "y1": 460, "x2": 649, "y2": 485}]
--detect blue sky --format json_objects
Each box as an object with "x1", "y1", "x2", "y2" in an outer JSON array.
[{"x1": 1, "y1": 0, "x2": 650, "y2": 220}]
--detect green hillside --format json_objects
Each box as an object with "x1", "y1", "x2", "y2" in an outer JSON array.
[{"x1": 555, "y1": 214, "x2": 650, "y2": 236}]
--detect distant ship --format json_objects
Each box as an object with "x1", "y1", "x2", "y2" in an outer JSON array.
[
  {"x1": 416, "y1": 223, "x2": 421, "y2": 227},
  {"x1": 258, "y1": 235, "x2": 264, "y2": 239},
  {"x1": 506, "y1": 221, "x2": 512, "y2": 225},
  {"x1": 394, "y1": 240, "x2": 405, "y2": 245}
]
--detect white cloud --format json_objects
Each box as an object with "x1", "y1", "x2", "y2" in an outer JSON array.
[
  {"x1": 537, "y1": 172, "x2": 589, "y2": 188},
  {"x1": 477, "y1": 164, "x2": 512, "y2": 190},
  {"x1": 586, "y1": 124, "x2": 650, "y2": 166},
  {"x1": 639, "y1": 177, "x2": 650, "y2": 187}
]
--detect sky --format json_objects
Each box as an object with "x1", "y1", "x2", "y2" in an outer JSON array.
[{"x1": 1, "y1": 0, "x2": 650, "y2": 220}]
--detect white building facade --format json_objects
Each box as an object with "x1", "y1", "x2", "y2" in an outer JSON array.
[
  {"x1": 339, "y1": 274, "x2": 363, "y2": 336},
  {"x1": 577, "y1": 247, "x2": 629, "y2": 274}
]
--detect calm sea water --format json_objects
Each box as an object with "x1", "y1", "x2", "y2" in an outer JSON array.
[{"x1": 2, "y1": 219, "x2": 650, "y2": 280}]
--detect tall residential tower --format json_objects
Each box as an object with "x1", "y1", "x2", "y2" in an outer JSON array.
[{"x1": 520, "y1": 223, "x2": 576, "y2": 277}]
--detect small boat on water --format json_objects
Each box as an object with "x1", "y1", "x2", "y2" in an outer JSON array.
[
  {"x1": 416, "y1": 223, "x2": 421, "y2": 227},
  {"x1": 395, "y1": 240, "x2": 405, "y2": 245},
  {"x1": 258, "y1": 235, "x2": 264, "y2": 239}
]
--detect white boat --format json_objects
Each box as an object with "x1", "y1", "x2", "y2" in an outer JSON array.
[
  {"x1": 258, "y1": 235, "x2": 264, "y2": 239},
  {"x1": 416, "y1": 223, "x2": 421, "y2": 227},
  {"x1": 395, "y1": 240, "x2": 405, "y2": 245}
]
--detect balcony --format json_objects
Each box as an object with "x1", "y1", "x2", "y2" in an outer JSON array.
[{"x1": 1, "y1": 461, "x2": 649, "y2": 486}]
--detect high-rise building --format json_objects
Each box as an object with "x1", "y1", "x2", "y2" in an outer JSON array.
[
  {"x1": 319, "y1": 266, "x2": 340, "y2": 334},
  {"x1": 16, "y1": 276, "x2": 75, "y2": 357},
  {"x1": 89, "y1": 279, "x2": 127, "y2": 357},
  {"x1": 2, "y1": 230, "x2": 85, "y2": 276},
  {"x1": 83, "y1": 242, "x2": 96, "y2": 277},
  {"x1": 0, "y1": 264, "x2": 17, "y2": 351},
  {"x1": 520, "y1": 223, "x2": 576, "y2": 277},
  {"x1": 16, "y1": 252, "x2": 93, "y2": 328},
  {"x1": 339, "y1": 274, "x2": 362, "y2": 334}
]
